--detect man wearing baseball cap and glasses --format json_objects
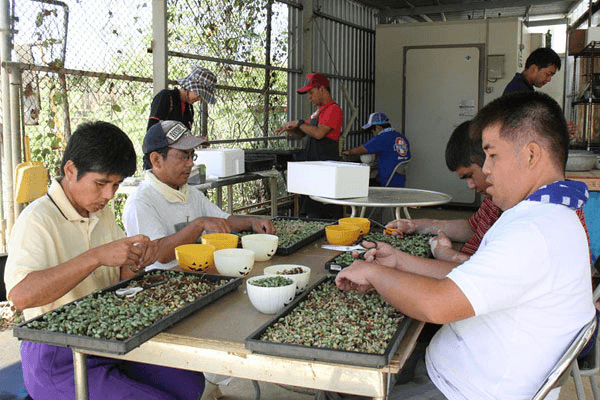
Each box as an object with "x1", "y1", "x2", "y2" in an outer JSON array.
[
  {"x1": 123, "y1": 120, "x2": 275, "y2": 271},
  {"x1": 276, "y1": 72, "x2": 344, "y2": 219},
  {"x1": 147, "y1": 66, "x2": 217, "y2": 144}
]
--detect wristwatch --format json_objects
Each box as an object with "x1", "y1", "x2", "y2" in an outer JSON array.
[{"x1": 297, "y1": 119, "x2": 305, "y2": 127}]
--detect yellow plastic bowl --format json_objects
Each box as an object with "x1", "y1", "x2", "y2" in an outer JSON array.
[
  {"x1": 175, "y1": 244, "x2": 216, "y2": 272},
  {"x1": 201, "y1": 233, "x2": 239, "y2": 250},
  {"x1": 325, "y1": 224, "x2": 361, "y2": 246},
  {"x1": 338, "y1": 217, "x2": 371, "y2": 236}
]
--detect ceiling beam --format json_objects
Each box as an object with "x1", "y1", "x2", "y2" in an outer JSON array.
[{"x1": 380, "y1": 0, "x2": 571, "y2": 17}]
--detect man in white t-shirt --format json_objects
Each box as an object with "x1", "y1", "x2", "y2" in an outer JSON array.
[
  {"x1": 335, "y1": 91, "x2": 595, "y2": 400},
  {"x1": 123, "y1": 120, "x2": 275, "y2": 270}
]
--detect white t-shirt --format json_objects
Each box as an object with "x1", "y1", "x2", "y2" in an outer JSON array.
[
  {"x1": 426, "y1": 200, "x2": 595, "y2": 400},
  {"x1": 123, "y1": 178, "x2": 229, "y2": 270}
]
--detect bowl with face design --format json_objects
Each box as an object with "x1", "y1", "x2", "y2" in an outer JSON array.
[
  {"x1": 175, "y1": 244, "x2": 216, "y2": 272},
  {"x1": 241, "y1": 234, "x2": 278, "y2": 262},
  {"x1": 263, "y1": 265, "x2": 311, "y2": 295},
  {"x1": 213, "y1": 248, "x2": 255, "y2": 277},
  {"x1": 246, "y1": 275, "x2": 297, "y2": 314}
]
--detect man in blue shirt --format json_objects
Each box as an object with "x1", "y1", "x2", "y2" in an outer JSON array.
[
  {"x1": 343, "y1": 112, "x2": 411, "y2": 187},
  {"x1": 503, "y1": 47, "x2": 561, "y2": 95}
]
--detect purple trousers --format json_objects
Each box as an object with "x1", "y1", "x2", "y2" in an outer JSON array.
[{"x1": 21, "y1": 341, "x2": 205, "y2": 400}]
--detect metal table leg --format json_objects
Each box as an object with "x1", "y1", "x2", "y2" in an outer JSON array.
[
  {"x1": 269, "y1": 175, "x2": 277, "y2": 217},
  {"x1": 73, "y1": 350, "x2": 89, "y2": 400}
]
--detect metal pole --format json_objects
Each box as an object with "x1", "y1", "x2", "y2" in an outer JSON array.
[
  {"x1": 8, "y1": 63, "x2": 23, "y2": 221},
  {"x1": 0, "y1": 0, "x2": 12, "y2": 246},
  {"x1": 72, "y1": 350, "x2": 89, "y2": 400},
  {"x1": 302, "y1": 0, "x2": 314, "y2": 114},
  {"x1": 262, "y1": 0, "x2": 273, "y2": 145},
  {"x1": 152, "y1": 0, "x2": 168, "y2": 95}
]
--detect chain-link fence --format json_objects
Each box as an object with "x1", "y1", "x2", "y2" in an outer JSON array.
[{"x1": 9, "y1": 0, "x2": 296, "y2": 220}]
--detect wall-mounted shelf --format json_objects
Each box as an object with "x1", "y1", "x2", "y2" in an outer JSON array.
[{"x1": 571, "y1": 41, "x2": 600, "y2": 149}]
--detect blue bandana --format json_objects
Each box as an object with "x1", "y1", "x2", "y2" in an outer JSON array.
[{"x1": 525, "y1": 180, "x2": 589, "y2": 210}]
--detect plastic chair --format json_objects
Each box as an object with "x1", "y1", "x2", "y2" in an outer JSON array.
[
  {"x1": 531, "y1": 316, "x2": 597, "y2": 400},
  {"x1": 386, "y1": 160, "x2": 412, "y2": 219},
  {"x1": 384, "y1": 160, "x2": 411, "y2": 187},
  {"x1": 364, "y1": 160, "x2": 412, "y2": 221},
  {"x1": 571, "y1": 284, "x2": 600, "y2": 400}
]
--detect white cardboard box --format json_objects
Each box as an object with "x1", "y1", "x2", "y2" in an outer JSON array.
[
  {"x1": 287, "y1": 161, "x2": 370, "y2": 199},
  {"x1": 194, "y1": 148, "x2": 245, "y2": 178},
  {"x1": 587, "y1": 27, "x2": 600, "y2": 46}
]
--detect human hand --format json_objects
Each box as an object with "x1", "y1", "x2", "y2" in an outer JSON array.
[
  {"x1": 335, "y1": 261, "x2": 375, "y2": 293},
  {"x1": 92, "y1": 235, "x2": 153, "y2": 270},
  {"x1": 357, "y1": 241, "x2": 404, "y2": 270},
  {"x1": 567, "y1": 121, "x2": 578, "y2": 140},
  {"x1": 385, "y1": 219, "x2": 417, "y2": 235},
  {"x1": 429, "y1": 232, "x2": 452, "y2": 259},
  {"x1": 251, "y1": 218, "x2": 276, "y2": 234},
  {"x1": 194, "y1": 217, "x2": 233, "y2": 234}
]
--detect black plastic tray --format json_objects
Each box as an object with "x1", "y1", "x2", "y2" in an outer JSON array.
[
  {"x1": 244, "y1": 154, "x2": 276, "y2": 172},
  {"x1": 245, "y1": 276, "x2": 412, "y2": 368},
  {"x1": 324, "y1": 252, "x2": 353, "y2": 273},
  {"x1": 272, "y1": 216, "x2": 336, "y2": 256},
  {"x1": 13, "y1": 271, "x2": 242, "y2": 355}
]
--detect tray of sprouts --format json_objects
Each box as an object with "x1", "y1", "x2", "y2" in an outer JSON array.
[
  {"x1": 245, "y1": 276, "x2": 411, "y2": 367},
  {"x1": 13, "y1": 270, "x2": 242, "y2": 354},
  {"x1": 325, "y1": 231, "x2": 434, "y2": 273},
  {"x1": 238, "y1": 217, "x2": 336, "y2": 256}
]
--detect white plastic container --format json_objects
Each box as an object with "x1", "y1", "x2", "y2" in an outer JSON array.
[
  {"x1": 587, "y1": 27, "x2": 600, "y2": 46},
  {"x1": 287, "y1": 161, "x2": 369, "y2": 199},
  {"x1": 194, "y1": 148, "x2": 244, "y2": 178}
]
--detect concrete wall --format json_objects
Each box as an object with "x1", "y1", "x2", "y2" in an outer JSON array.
[{"x1": 374, "y1": 18, "x2": 521, "y2": 128}]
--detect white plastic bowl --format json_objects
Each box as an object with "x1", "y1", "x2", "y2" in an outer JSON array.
[
  {"x1": 213, "y1": 248, "x2": 255, "y2": 277},
  {"x1": 264, "y1": 265, "x2": 311, "y2": 295},
  {"x1": 246, "y1": 274, "x2": 296, "y2": 314},
  {"x1": 241, "y1": 234, "x2": 278, "y2": 262}
]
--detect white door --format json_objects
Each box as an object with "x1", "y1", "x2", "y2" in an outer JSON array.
[{"x1": 404, "y1": 46, "x2": 482, "y2": 204}]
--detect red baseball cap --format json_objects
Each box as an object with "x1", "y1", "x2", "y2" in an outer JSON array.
[{"x1": 297, "y1": 73, "x2": 330, "y2": 94}]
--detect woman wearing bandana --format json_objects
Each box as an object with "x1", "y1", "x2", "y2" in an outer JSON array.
[{"x1": 147, "y1": 66, "x2": 216, "y2": 145}]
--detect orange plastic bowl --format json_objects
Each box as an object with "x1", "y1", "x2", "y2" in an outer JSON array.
[
  {"x1": 175, "y1": 244, "x2": 216, "y2": 272},
  {"x1": 338, "y1": 217, "x2": 371, "y2": 236},
  {"x1": 325, "y1": 224, "x2": 361, "y2": 246},
  {"x1": 201, "y1": 233, "x2": 239, "y2": 250}
]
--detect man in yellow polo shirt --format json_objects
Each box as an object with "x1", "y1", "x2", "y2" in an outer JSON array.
[{"x1": 4, "y1": 121, "x2": 206, "y2": 400}]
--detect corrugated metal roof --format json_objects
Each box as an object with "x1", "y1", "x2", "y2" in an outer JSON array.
[{"x1": 352, "y1": 0, "x2": 578, "y2": 22}]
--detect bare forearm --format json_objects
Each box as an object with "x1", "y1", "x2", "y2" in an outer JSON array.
[
  {"x1": 432, "y1": 246, "x2": 470, "y2": 264},
  {"x1": 412, "y1": 219, "x2": 473, "y2": 242},
  {"x1": 227, "y1": 216, "x2": 255, "y2": 232},
  {"x1": 298, "y1": 123, "x2": 329, "y2": 140},
  {"x1": 154, "y1": 222, "x2": 204, "y2": 263},
  {"x1": 9, "y1": 252, "x2": 101, "y2": 311},
  {"x1": 394, "y1": 253, "x2": 459, "y2": 278},
  {"x1": 363, "y1": 265, "x2": 474, "y2": 323}
]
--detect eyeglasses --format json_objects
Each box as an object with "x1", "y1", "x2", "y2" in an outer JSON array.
[{"x1": 169, "y1": 151, "x2": 197, "y2": 162}]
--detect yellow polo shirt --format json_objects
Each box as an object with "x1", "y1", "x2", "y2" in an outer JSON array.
[{"x1": 4, "y1": 179, "x2": 123, "y2": 321}]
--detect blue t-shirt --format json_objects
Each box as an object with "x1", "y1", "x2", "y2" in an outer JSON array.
[{"x1": 363, "y1": 128, "x2": 411, "y2": 187}]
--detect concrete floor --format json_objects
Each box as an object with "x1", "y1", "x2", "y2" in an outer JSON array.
[{"x1": 0, "y1": 205, "x2": 597, "y2": 399}]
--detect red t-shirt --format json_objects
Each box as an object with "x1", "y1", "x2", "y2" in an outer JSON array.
[
  {"x1": 461, "y1": 197, "x2": 502, "y2": 256},
  {"x1": 310, "y1": 100, "x2": 343, "y2": 141}
]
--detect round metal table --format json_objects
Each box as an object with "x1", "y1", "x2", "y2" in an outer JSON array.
[{"x1": 310, "y1": 187, "x2": 452, "y2": 220}]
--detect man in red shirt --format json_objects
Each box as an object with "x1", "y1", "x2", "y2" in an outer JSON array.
[
  {"x1": 276, "y1": 73, "x2": 344, "y2": 218},
  {"x1": 276, "y1": 72, "x2": 343, "y2": 161}
]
